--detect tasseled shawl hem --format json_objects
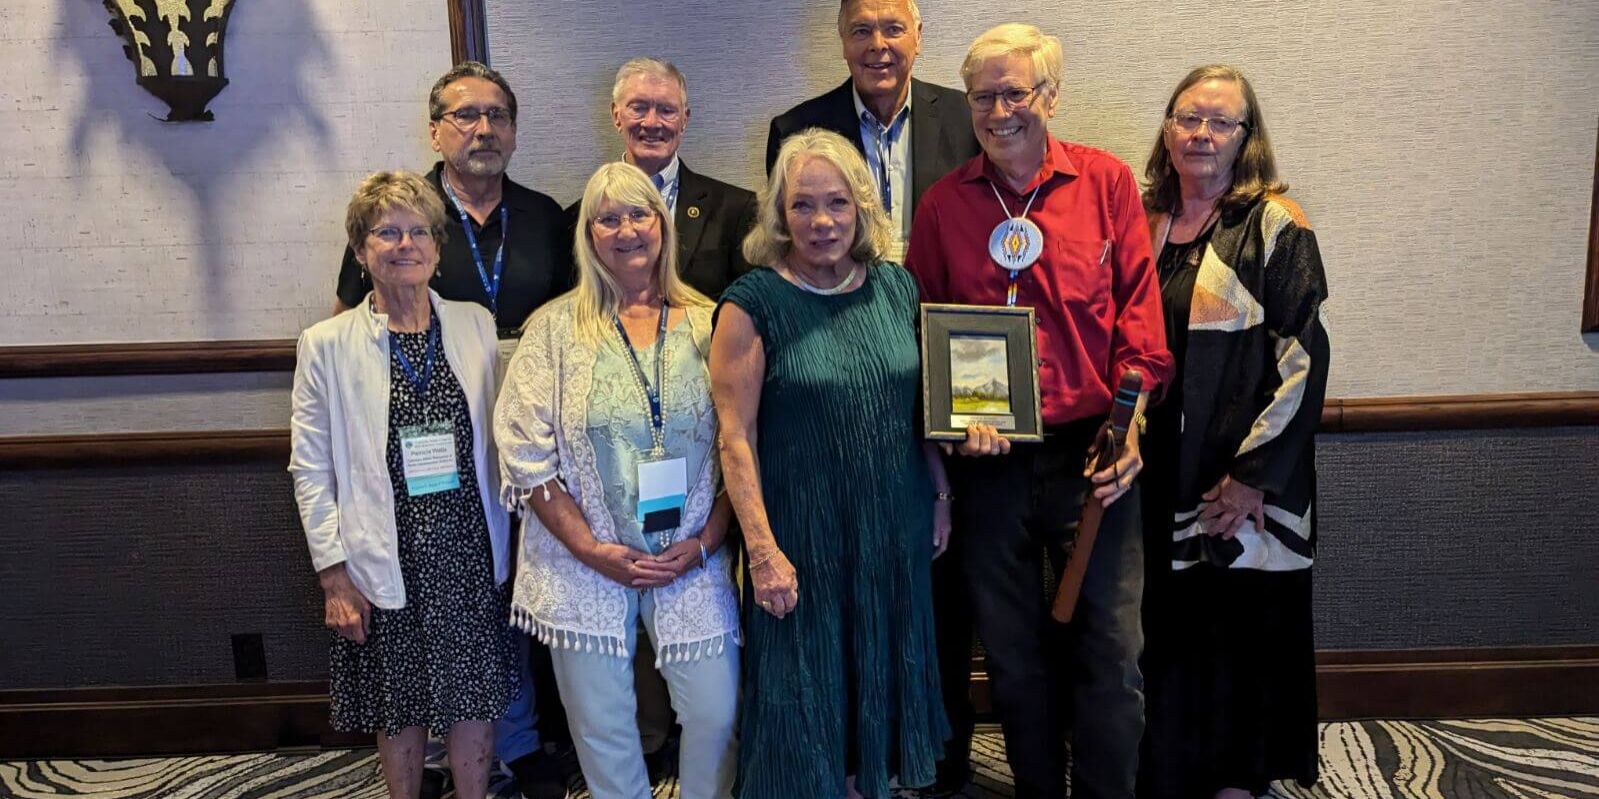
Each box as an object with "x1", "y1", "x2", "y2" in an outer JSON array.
[{"x1": 511, "y1": 604, "x2": 741, "y2": 664}]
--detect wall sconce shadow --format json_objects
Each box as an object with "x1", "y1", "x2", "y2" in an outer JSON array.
[{"x1": 103, "y1": 0, "x2": 237, "y2": 122}]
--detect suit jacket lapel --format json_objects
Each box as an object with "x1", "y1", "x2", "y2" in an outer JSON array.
[
  {"x1": 909, "y1": 78, "x2": 949, "y2": 216},
  {"x1": 675, "y1": 163, "x2": 712, "y2": 261}
]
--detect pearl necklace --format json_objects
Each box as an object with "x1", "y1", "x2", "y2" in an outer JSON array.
[{"x1": 784, "y1": 262, "x2": 859, "y2": 295}]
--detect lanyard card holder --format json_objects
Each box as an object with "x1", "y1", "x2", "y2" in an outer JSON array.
[
  {"x1": 637, "y1": 455, "x2": 687, "y2": 534},
  {"x1": 399, "y1": 420, "x2": 460, "y2": 496}
]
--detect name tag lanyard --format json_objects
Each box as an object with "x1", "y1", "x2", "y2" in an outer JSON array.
[
  {"x1": 442, "y1": 177, "x2": 508, "y2": 316},
  {"x1": 391, "y1": 314, "x2": 440, "y2": 399},
  {"x1": 988, "y1": 183, "x2": 1044, "y2": 307},
  {"x1": 612, "y1": 303, "x2": 670, "y2": 457}
]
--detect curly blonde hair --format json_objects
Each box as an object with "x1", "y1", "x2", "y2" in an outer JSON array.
[{"x1": 743, "y1": 128, "x2": 892, "y2": 268}]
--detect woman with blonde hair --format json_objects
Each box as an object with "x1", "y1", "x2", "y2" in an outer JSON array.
[
  {"x1": 712, "y1": 128, "x2": 953, "y2": 798},
  {"x1": 290, "y1": 170, "x2": 514, "y2": 799},
  {"x1": 496, "y1": 162, "x2": 741, "y2": 799}
]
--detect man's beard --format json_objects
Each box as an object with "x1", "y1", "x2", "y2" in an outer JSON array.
[{"x1": 455, "y1": 146, "x2": 506, "y2": 177}]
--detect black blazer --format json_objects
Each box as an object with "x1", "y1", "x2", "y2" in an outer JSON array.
[
  {"x1": 765, "y1": 78, "x2": 980, "y2": 220},
  {"x1": 565, "y1": 161, "x2": 757, "y2": 299},
  {"x1": 674, "y1": 163, "x2": 758, "y2": 298}
]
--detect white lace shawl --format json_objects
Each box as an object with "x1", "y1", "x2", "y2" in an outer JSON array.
[{"x1": 493, "y1": 296, "x2": 740, "y2": 662}]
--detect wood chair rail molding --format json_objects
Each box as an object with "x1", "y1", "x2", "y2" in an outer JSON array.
[
  {"x1": 0, "y1": 339, "x2": 297, "y2": 378},
  {"x1": 0, "y1": 391, "x2": 1595, "y2": 469}
]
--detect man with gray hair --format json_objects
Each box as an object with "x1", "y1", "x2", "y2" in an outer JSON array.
[
  {"x1": 765, "y1": 0, "x2": 978, "y2": 263},
  {"x1": 607, "y1": 57, "x2": 756, "y2": 297},
  {"x1": 335, "y1": 61, "x2": 573, "y2": 333}
]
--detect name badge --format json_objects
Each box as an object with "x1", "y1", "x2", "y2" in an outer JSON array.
[
  {"x1": 637, "y1": 456, "x2": 687, "y2": 534},
  {"x1": 399, "y1": 421, "x2": 461, "y2": 497}
]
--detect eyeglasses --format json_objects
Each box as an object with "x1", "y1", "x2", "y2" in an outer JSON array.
[
  {"x1": 621, "y1": 100, "x2": 682, "y2": 124},
  {"x1": 368, "y1": 226, "x2": 436, "y2": 246},
  {"x1": 967, "y1": 81, "x2": 1049, "y2": 112},
  {"x1": 592, "y1": 208, "x2": 657, "y2": 232},
  {"x1": 438, "y1": 106, "x2": 514, "y2": 130},
  {"x1": 1167, "y1": 112, "x2": 1248, "y2": 138}
]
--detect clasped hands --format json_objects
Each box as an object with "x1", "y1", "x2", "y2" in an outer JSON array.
[
  {"x1": 584, "y1": 537, "x2": 705, "y2": 589},
  {"x1": 1198, "y1": 475, "x2": 1265, "y2": 539}
]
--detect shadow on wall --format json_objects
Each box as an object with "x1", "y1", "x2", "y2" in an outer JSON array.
[{"x1": 58, "y1": 0, "x2": 332, "y2": 339}]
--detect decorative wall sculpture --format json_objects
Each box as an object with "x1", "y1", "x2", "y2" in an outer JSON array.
[{"x1": 103, "y1": 0, "x2": 237, "y2": 122}]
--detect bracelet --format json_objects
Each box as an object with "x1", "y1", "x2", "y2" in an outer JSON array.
[
  {"x1": 698, "y1": 541, "x2": 710, "y2": 571},
  {"x1": 934, "y1": 491, "x2": 955, "y2": 502},
  {"x1": 748, "y1": 552, "x2": 777, "y2": 571}
]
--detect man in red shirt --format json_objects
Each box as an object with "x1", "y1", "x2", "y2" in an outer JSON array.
[{"x1": 905, "y1": 23, "x2": 1173, "y2": 799}]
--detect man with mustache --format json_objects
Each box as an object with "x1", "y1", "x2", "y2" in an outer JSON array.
[
  {"x1": 594, "y1": 57, "x2": 757, "y2": 299},
  {"x1": 765, "y1": 0, "x2": 978, "y2": 264},
  {"x1": 331, "y1": 61, "x2": 572, "y2": 799},
  {"x1": 334, "y1": 61, "x2": 573, "y2": 335},
  {"x1": 764, "y1": 3, "x2": 980, "y2": 794}
]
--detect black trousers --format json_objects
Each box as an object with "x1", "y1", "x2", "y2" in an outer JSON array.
[{"x1": 947, "y1": 419, "x2": 1147, "y2": 799}]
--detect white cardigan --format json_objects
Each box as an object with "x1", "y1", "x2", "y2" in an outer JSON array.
[{"x1": 289, "y1": 291, "x2": 511, "y2": 610}]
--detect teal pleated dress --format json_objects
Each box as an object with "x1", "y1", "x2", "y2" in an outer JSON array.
[{"x1": 718, "y1": 265, "x2": 948, "y2": 799}]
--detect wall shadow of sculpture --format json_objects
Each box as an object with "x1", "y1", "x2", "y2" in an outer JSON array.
[{"x1": 61, "y1": 0, "x2": 331, "y2": 339}]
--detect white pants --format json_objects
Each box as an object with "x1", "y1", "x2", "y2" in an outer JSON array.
[{"x1": 550, "y1": 588, "x2": 738, "y2": 799}]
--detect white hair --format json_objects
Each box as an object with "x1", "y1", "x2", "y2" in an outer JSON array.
[
  {"x1": 959, "y1": 23, "x2": 1063, "y2": 91},
  {"x1": 610, "y1": 57, "x2": 689, "y2": 109},
  {"x1": 837, "y1": 0, "x2": 922, "y2": 32}
]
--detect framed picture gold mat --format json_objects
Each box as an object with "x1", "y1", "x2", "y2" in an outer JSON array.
[{"x1": 920, "y1": 303, "x2": 1044, "y2": 442}]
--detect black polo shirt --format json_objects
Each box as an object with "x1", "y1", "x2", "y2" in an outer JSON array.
[{"x1": 336, "y1": 162, "x2": 574, "y2": 332}]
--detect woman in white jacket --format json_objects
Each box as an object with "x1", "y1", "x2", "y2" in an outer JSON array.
[
  {"x1": 289, "y1": 171, "x2": 513, "y2": 799},
  {"x1": 496, "y1": 162, "x2": 740, "y2": 799}
]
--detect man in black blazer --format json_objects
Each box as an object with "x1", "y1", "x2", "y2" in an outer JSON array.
[
  {"x1": 765, "y1": 0, "x2": 979, "y2": 263},
  {"x1": 603, "y1": 57, "x2": 757, "y2": 298},
  {"x1": 764, "y1": 3, "x2": 981, "y2": 795}
]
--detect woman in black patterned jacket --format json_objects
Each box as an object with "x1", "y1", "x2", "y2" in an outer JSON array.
[{"x1": 1137, "y1": 64, "x2": 1331, "y2": 799}]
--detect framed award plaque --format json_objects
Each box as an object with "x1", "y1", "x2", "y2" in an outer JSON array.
[{"x1": 920, "y1": 303, "x2": 1044, "y2": 442}]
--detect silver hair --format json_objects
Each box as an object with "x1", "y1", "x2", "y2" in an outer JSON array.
[
  {"x1": 959, "y1": 23, "x2": 1063, "y2": 91},
  {"x1": 610, "y1": 57, "x2": 689, "y2": 110},
  {"x1": 837, "y1": 0, "x2": 922, "y2": 32}
]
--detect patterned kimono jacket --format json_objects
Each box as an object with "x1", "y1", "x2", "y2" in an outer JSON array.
[{"x1": 1149, "y1": 195, "x2": 1330, "y2": 572}]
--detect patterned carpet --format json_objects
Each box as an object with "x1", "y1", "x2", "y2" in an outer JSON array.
[{"x1": 2, "y1": 719, "x2": 1595, "y2": 798}]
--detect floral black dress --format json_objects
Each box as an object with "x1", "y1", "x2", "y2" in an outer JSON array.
[{"x1": 327, "y1": 320, "x2": 514, "y2": 736}]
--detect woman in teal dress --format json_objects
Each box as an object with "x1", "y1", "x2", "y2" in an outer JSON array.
[{"x1": 710, "y1": 128, "x2": 953, "y2": 799}]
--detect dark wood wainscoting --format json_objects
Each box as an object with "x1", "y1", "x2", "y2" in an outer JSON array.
[
  {"x1": 5, "y1": 646, "x2": 1595, "y2": 759},
  {"x1": 1, "y1": 392, "x2": 1596, "y2": 471}
]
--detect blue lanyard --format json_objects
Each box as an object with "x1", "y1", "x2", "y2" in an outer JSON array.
[
  {"x1": 612, "y1": 304, "x2": 669, "y2": 446},
  {"x1": 441, "y1": 177, "x2": 508, "y2": 315},
  {"x1": 390, "y1": 315, "x2": 440, "y2": 396}
]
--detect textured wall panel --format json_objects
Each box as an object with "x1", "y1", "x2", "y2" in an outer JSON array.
[
  {"x1": 0, "y1": 373, "x2": 292, "y2": 436},
  {"x1": 3, "y1": 428, "x2": 1595, "y2": 690},
  {"x1": 485, "y1": 0, "x2": 1599, "y2": 398},
  {"x1": 1314, "y1": 427, "x2": 1599, "y2": 649},
  {"x1": 0, "y1": 0, "x2": 450, "y2": 345},
  {"x1": 0, "y1": 464, "x2": 326, "y2": 689}
]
